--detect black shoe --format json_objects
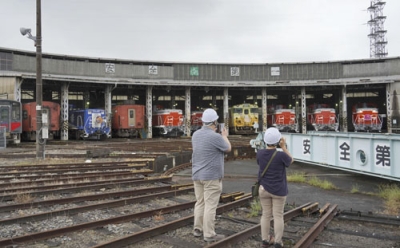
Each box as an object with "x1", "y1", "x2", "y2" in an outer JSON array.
[{"x1": 274, "y1": 243, "x2": 283, "y2": 248}]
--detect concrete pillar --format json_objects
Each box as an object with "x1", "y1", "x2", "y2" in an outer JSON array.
[
  {"x1": 146, "y1": 86, "x2": 153, "y2": 139},
  {"x1": 262, "y1": 88, "x2": 267, "y2": 132},
  {"x1": 223, "y1": 87, "x2": 229, "y2": 135},
  {"x1": 83, "y1": 91, "x2": 90, "y2": 109},
  {"x1": 386, "y1": 83, "x2": 392, "y2": 133},
  {"x1": 301, "y1": 87, "x2": 307, "y2": 134},
  {"x1": 341, "y1": 85, "x2": 348, "y2": 132},
  {"x1": 14, "y1": 78, "x2": 22, "y2": 102},
  {"x1": 185, "y1": 86, "x2": 191, "y2": 137},
  {"x1": 105, "y1": 85, "x2": 112, "y2": 136},
  {"x1": 61, "y1": 83, "x2": 69, "y2": 141}
]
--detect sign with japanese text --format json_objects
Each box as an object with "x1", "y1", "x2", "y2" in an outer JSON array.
[
  {"x1": 190, "y1": 66, "x2": 199, "y2": 76},
  {"x1": 105, "y1": 63, "x2": 115, "y2": 74}
]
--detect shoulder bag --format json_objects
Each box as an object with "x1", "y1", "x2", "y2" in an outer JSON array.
[{"x1": 252, "y1": 150, "x2": 278, "y2": 197}]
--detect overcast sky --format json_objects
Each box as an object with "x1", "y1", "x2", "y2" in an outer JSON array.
[{"x1": 1, "y1": 0, "x2": 399, "y2": 63}]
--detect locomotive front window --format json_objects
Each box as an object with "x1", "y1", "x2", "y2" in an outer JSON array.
[
  {"x1": 244, "y1": 109, "x2": 249, "y2": 115},
  {"x1": 11, "y1": 103, "x2": 20, "y2": 120},
  {"x1": 234, "y1": 108, "x2": 242, "y2": 114},
  {"x1": 1, "y1": 109, "x2": 8, "y2": 121},
  {"x1": 251, "y1": 108, "x2": 258, "y2": 113},
  {"x1": 23, "y1": 110, "x2": 28, "y2": 119}
]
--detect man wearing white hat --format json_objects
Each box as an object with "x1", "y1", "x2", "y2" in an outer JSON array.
[{"x1": 191, "y1": 108, "x2": 231, "y2": 242}]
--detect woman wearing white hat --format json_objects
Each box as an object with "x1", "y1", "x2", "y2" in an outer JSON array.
[{"x1": 257, "y1": 127, "x2": 293, "y2": 248}]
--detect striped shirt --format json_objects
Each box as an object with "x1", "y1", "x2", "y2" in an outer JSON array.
[{"x1": 192, "y1": 126, "x2": 230, "y2": 181}]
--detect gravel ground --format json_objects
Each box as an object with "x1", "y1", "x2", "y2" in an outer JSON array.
[{"x1": 174, "y1": 159, "x2": 399, "y2": 215}]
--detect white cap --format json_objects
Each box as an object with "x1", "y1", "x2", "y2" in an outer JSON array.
[
  {"x1": 264, "y1": 127, "x2": 281, "y2": 145},
  {"x1": 201, "y1": 108, "x2": 219, "y2": 122}
]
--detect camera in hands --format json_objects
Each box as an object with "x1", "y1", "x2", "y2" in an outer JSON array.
[{"x1": 216, "y1": 123, "x2": 225, "y2": 133}]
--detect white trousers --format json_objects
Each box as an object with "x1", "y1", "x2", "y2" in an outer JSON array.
[{"x1": 193, "y1": 179, "x2": 222, "y2": 238}]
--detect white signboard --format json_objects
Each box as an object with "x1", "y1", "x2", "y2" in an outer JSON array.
[
  {"x1": 230, "y1": 67, "x2": 240, "y2": 76},
  {"x1": 149, "y1": 65, "x2": 158, "y2": 75},
  {"x1": 271, "y1": 67, "x2": 280, "y2": 76},
  {"x1": 105, "y1": 63, "x2": 115, "y2": 74}
]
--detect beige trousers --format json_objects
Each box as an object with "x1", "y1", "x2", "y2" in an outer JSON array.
[
  {"x1": 193, "y1": 179, "x2": 222, "y2": 238},
  {"x1": 259, "y1": 185, "x2": 287, "y2": 245}
]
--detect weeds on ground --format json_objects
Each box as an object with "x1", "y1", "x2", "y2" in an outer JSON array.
[
  {"x1": 248, "y1": 198, "x2": 262, "y2": 217},
  {"x1": 378, "y1": 184, "x2": 400, "y2": 215},
  {"x1": 14, "y1": 193, "x2": 34, "y2": 203},
  {"x1": 350, "y1": 184, "x2": 360, "y2": 193},
  {"x1": 287, "y1": 172, "x2": 307, "y2": 183},
  {"x1": 308, "y1": 176, "x2": 336, "y2": 190},
  {"x1": 287, "y1": 172, "x2": 336, "y2": 190}
]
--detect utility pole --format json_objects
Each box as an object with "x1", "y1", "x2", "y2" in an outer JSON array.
[{"x1": 20, "y1": 0, "x2": 45, "y2": 159}]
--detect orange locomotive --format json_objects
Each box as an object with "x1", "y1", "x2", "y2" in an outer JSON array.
[
  {"x1": 272, "y1": 108, "x2": 298, "y2": 132},
  {"x1": 190, "y1": 110, "x2": 203, "y2": 134},
  {"x1": 112, "y1": 104, "x2": 145, "y2": 138},
  {"x1": 352, "y1": 102, "x2": 382, "y2": 132},
  {"x1": 152, "y1": 106, "x2": 185, "y2": 137},
  {"x1": 22, "y1": 101, "x2": 61, "y2": 140},
  {"x1": 307, "y1": 104, "x2": 339, "y2": 132}
]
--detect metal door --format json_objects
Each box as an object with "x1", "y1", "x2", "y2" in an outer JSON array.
[{"x1": 128, "y1": 109, "x2": 135, "y2": 126}]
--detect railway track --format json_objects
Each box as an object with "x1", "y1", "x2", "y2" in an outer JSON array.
[
  {"x1": 1, "y1": 159, "x2": 398, "y2": 247},
  {"x1": 0, "y1": 137, "x2": 399, "y2": 247}
]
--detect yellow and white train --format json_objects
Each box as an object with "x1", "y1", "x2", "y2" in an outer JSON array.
[{"x1": 229, "y1": 103, "x2": 259, "y2": 135}]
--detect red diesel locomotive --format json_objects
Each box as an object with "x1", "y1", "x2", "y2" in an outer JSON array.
[
  {"x1": 152, "y1": 106, "x2": 185, "y2": 137},
  {"x1": 307, "y1": 104, "x2": 339, "y2": 132},
  {"x1": 22, "y1": 101, "x2": 61, "y2": 140},
  {"x1": 111, "y1": 104, "x2": 146, "y2": 138},
  {"x1": 352, "y1": 102, "x2": 382, "y2": 132}
]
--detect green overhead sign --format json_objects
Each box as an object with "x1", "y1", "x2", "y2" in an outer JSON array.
[{"x1": 190, "y1": 66, "x2": 199, "y2": 76}]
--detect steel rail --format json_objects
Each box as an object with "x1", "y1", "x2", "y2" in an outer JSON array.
[
  {"x1": 0, "y1": 177, "x2": 148, "y2": 195},
  {"x1": 0, "y1": 161, "x2": 148, "y2": 171},
  {"x1": 0, "y1": 201, "x2": 197, "y2": 247},
  {"x1": 0, "y1": 177, "x2": 171, "y2": 201},
  {"x1": 0, "y1": 187, "x2": 193, "y2": 226},
  {"x1": 337, "y1": 210, "x2": 400, "y2": 226},
  {"x1": 204, "y1": 202, "x2": 314, "y2": 248},
  {"x1": 0, "y1": 184, "x2": 181, "y2": 212},
  {"x1": 0, "y1": 165, "x2": 144, "y2": 177},
  {"x1": 0, "y1": 171, "x2": 138, "y2": 188},
  {"x1": 293, "y1": 204, "x2": 338, "y2": 248},
  {"x1": 163, "y1": 162, "x2": 191, "y2": 176},
  {"x1": 91, "y1": 196, "x2": 253, "y2": 248},
  {"x1": 0, "y1": 170, "x2": 147, "y2": 183}
]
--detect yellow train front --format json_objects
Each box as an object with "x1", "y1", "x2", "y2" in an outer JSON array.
[{"x1": 229, "y1": 103, "x2": 259, "y2": 135}]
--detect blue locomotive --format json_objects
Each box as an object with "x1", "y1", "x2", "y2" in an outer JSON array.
[{"x1": 68, "y1": 109, "x2": 111, "y2": 140}]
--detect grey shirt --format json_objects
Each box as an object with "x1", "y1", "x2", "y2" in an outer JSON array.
[{"x1": 192, "y1": 126, "x2": 230, "y2": 181}]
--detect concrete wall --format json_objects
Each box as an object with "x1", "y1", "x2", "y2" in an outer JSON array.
[{"x1": 0, "y1": 77, "x2": 16, "y2": 100}]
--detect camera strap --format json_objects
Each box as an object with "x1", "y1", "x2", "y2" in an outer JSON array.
[{"x1": 257, "y1": 150, "x2": 277, "y2": 182}]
